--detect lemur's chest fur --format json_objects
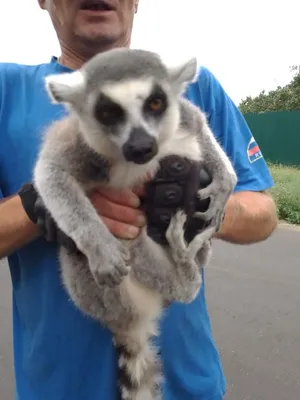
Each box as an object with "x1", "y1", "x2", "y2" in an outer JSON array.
[{"x1": 106, "y1": 129, "x2": 202, "y2": 190}]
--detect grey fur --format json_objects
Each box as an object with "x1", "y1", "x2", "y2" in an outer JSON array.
[{"x1": 33, "y1": 48, "x2": 237, "y2": 400}]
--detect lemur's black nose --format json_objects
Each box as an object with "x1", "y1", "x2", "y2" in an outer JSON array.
[{"x1": 123, "y1": 127, "x2": 158, "y2": 164}]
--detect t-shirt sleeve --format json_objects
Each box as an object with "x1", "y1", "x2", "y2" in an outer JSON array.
[{"x1": 189, "y1": 66, "x2": 274, "y2": 193}]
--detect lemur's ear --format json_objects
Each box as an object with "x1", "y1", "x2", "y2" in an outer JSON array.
[
  {"x1": 45, "y1": 71, "x2": 86, "y2": 104},
  {"x1": 168, "y1": 58, "x2": 198, "y2": 94}
]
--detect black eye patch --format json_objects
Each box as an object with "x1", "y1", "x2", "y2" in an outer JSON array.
[
  {"x1": 143, "y1": 85, "x2": 168, "y2": 118},
  {"x1": 94, "y1": 93, "x2": 125, "y2": 127}
]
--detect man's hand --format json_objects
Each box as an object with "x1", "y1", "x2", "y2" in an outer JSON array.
[{"x1": 89, "y1": 187, "x2": 146, "y2": 239}]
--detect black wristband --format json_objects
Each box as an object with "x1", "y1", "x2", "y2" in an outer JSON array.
[
  {"x1": 18, "y1": 183, "x2": 39, "y2": 224},
  {"x1": 18, "y1": 182, "x2": 79, "y2": 252}
]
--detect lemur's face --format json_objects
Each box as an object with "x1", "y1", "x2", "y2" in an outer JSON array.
[
  {"x1": 82, "y1": 77, "x2": 180, "y2": 165},
  {"x1": 45, "y1": 48, "x2": 198, "y2": 165}
]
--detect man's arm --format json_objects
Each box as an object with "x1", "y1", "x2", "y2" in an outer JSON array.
[
  {"x1": 0, "y1": 188, "x2": 145, "y2": 260},
  {"x1": 214, "y1": 190, "x2": 278, "y2": 244},
  {"x1": 0, "y1": 195, "x2": 40, "y2": 259},
  {"x1": 186, "y1": 66, "x2": 278, "y2": 246}
]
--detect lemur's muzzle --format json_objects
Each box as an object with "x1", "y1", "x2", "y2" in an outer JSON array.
[{"x1": 123, "y1": 127, "x2": 158, "y2": 164}]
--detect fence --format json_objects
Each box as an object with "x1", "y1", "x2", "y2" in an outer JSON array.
[{"x1": 244, "y1": 110, "x2": 300, "y2": 166}]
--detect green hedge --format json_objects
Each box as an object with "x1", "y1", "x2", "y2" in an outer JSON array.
[{"x1": 269, "y1": 164, "x2": 300, "y2": 224}]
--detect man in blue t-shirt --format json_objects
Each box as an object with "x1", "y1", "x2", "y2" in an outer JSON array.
[{"x1": 0, "y1": 1, "x2": 278, "y2": 399}]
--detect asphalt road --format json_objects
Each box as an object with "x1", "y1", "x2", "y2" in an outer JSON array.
[{"x1": 0, "y1": 224, "x2": 299, "y2": 400}]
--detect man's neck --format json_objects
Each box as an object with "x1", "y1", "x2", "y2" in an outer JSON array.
[
  {"x1": 58, "y1": 47, "x2": 87, "y2": 71},
  {"x1": 57, "y1": 38, "x2": 131, "y2": 71}
]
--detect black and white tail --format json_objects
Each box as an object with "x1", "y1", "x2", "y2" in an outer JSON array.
[{"x1": 114, "y1": 322, "x2": 162, "y2": 400}]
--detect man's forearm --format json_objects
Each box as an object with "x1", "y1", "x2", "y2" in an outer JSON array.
[
  {"x1": 0, "y1": 195, "x2": 40, "y2": 259},
  {"x1": 214, "y1": 190, "x2": 278, "y2": 244}
]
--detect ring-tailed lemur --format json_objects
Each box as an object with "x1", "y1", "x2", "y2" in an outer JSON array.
[{"x1": 33, "y1": 48, "x2": 237, "y2": 400}]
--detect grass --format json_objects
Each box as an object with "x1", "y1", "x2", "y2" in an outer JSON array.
[{"x1": 268, "y1": 163, "x2": 300, "y2": 225}]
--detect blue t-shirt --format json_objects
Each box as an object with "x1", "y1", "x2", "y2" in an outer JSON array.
[{"x1": 0, "y1": 57, "x2": 274, "y2": 400}]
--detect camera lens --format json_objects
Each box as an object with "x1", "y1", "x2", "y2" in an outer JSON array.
[
  {"x1": 165, "y1": 188, "x2": 177, "y2": 201},
  {"x1": 153, "y1": 184, "x2": 183, "y2": 206},
  {"x1": 159, "y1": 211, "x2": 172, "y2": 225},
  {"x1": 169, "y1": 160, "x2": 185, "y2": 173},
  {"x1": 166, "y1": 156, "x2": 190, "y2": 178}
]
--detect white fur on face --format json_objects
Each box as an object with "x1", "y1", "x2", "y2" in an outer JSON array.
[
  {"x1": 101, "y1": 79, "x2": 153, "y2": 111},
  {"x1": 101, "y1": 79, "x2": 157, "y2": 138},
  {"x1": 99, "y1": 79, "x2": 162, "y2": 149}
]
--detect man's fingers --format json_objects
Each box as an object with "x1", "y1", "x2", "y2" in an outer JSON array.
[
  {"x1": 101, "y1": 216, "x2": 141, "y2": 239},
  {"x1": 93, "y1": 187, "x2": 140, "y2": 208},
  {"x1": 89, "y1": 187, "x2": 145, "y2": 239},
  {"x1": 91, "y1": 195, "x2": 146, "y2": 227},
  {"x1": 132, "y1": 185, "x2": 145, "y2": 197}
]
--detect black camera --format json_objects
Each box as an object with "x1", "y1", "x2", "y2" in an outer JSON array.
[{"x1": 141, "y1": 155, "x2": 212, "y2": 245}]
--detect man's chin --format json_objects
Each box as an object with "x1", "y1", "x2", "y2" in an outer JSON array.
[{"x1": 75, "y1": 27, "x2": 121, "y2": 49}]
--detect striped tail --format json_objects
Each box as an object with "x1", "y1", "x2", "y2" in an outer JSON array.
[{"x1": 114, "y1": 324, "x2": 162, "y2": 400}]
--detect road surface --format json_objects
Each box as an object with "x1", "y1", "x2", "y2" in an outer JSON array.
[{"x1": 0, "y1": 225, "x2": 299, "y2": 399}]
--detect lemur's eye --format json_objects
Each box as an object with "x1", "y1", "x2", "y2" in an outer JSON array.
[
  {"x1": 148, "y1": 98, "x2": 164, "y2": 111},
  {"x1": 94, "y1": 93, "x2": 125, "y2": 126},
  {"x1": 97, "y1": 106, "x2": 122, "y2": 124},
  {"x1": 144, "y1": 85, "x2": 168, "y2": 117}
]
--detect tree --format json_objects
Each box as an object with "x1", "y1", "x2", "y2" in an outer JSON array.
[{"x1": 239, "y1": 65, "x2": 300, "y2": 114}]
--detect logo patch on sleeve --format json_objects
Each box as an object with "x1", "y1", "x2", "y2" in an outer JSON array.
[{"x1": 247, "y1": 136, "x2": 263, "y2": 163}]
